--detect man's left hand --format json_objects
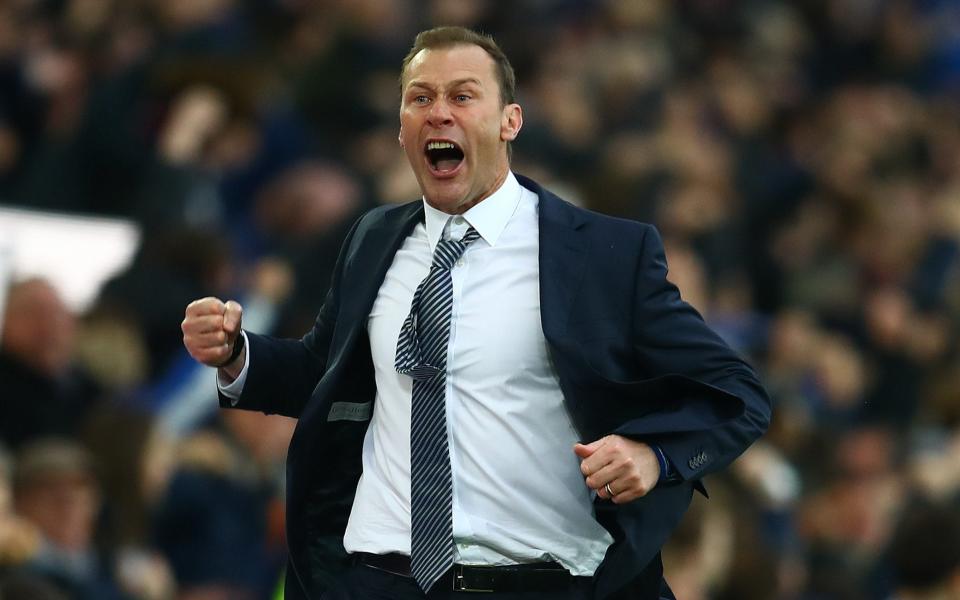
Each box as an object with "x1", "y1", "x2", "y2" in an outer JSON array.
[{"x1": 574, "y1": 435, "x2": 660, "y2": 503}]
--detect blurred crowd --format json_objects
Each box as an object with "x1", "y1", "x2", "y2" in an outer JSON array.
[{"x1": 2, "y1": 0, "x2": 960, "y2": 598}]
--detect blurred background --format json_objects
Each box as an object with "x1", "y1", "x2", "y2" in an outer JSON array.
[{"x1": 1, "y1": 0, "x2": 960, "y2": 598}]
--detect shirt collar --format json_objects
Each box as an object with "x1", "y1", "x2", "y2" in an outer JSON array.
[{"x1": 422, "y1": 171, "x2": 522, "y2": 251}]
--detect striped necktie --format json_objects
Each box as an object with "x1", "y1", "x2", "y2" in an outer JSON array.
[{"x1": 395, "y1": 225, "x2": 480, "y2": 593}]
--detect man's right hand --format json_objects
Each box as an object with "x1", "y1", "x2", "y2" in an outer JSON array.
[{"x1": 182, "y1": 297, "x2": 245, "y2": 377}]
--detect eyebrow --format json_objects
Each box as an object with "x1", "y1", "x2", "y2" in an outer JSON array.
[{"x1": 406, "y1": 77, "x2": 483, "y2": 92}]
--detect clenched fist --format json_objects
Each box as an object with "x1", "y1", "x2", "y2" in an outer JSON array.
[
  {"x1": 574, "y1": 435, "x2": 661, "y2": 504},
  {"x1": 181, "y1": 297, "x2": 244, "y2": 375}
]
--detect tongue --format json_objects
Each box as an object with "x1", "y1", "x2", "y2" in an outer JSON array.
[{"x1": 435, "y1": 158, "x2": 461, "y2": 172}]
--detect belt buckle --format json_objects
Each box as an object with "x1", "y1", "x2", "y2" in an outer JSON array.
[{"x1": 452, "y1": 564, "x2": 494, "y2": 593}]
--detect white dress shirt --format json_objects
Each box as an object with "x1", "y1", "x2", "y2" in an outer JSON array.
[{"x1": 223, "y1": 172, "x2": 613, "y2": 575}]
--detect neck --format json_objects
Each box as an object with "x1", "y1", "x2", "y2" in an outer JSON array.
[{"x1": 437, "y1": 164, "x2": 510, "y2": 216}]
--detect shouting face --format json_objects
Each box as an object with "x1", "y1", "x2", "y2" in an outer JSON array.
[{"x1": 399, "y1": 44, "x2": 522, "y2": 214}]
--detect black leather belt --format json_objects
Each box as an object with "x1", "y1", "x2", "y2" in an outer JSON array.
[{"x1": 354, "y1": 552, "x2": 581, "y2": 593}]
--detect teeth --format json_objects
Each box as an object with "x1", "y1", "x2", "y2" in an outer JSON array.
[{"x1": 427, "y1": 141, "x2": 457, "y2": 151}]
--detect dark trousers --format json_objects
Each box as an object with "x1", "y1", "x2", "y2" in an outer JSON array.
[{"x1": 319, "y1": 562, "x2": 595, "y2": 600}]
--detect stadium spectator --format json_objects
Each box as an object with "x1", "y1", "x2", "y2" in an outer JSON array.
[
  {"x1": 152, "y1": 410, "x2": 292, "y2": 600},
  {"x1": 11, "y1": 438, "x2": 126, "y2": 599},
  {"x1": 0, "y1": 279, "x2": 99, "y2": 451}
]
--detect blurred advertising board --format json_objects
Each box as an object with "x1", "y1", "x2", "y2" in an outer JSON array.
[{"x1": 0, "y1": 205, "x2": 140, "y2": 318}]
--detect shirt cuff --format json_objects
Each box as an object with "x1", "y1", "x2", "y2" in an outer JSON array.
[
  {"x1": 651, "y1": 444, "x2": 679, "y2": 485},
  {"x1": 217, "y1": 331, "x2": 249, "y2": 405}
]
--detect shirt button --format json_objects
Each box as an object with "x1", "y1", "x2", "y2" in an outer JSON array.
[
  {"x1": 453, "y1": 216, "x2": 465, "y2": 226},
  {"x1": 456, "y1": 259, "x2": 464, "y2": 267}
]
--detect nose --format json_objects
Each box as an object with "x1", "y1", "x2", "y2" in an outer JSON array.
[{"x1": 426, "y1": 98, "x2": 453, "y2": 127}]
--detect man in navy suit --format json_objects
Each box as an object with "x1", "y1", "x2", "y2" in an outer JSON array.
[{"x1": 182, "y1": 26, "x2": 770, "y2": 600}]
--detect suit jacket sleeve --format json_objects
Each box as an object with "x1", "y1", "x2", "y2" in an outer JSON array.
[
  {"x1": 217, "y1": 216, "x2": 364, "y2": 418},
  {"x1": 617, "y1": 225, "x2": 771, "y2": 482}
]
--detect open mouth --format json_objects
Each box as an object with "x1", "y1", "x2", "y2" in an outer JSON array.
[{"x1": 424, "y1": 140, "x2": 464, "y2": 175}]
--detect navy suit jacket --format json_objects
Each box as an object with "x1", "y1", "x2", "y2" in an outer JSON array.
[{"x1": 224, "y1": 175, "x2": 771, "y2": 599}]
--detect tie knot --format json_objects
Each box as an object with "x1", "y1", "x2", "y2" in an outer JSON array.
[{"x1": 431, "y1": 226, "x2": 480, "y2": 270}]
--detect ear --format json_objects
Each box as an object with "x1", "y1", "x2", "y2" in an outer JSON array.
[
  {"x1": 398, "y1": 125, "x2": 404, "y2": 148},
  {"x1": 500, "y1": 103, "x2": 523, "y2": 142}
]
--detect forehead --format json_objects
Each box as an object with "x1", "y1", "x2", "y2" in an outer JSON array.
[{"x1": 403, "y1": 44, "x2": 498, "y2": 89}]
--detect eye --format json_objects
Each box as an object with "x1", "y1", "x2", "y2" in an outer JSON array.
[
  {"x1": 413, "y1": 95, "x2": 430, "y2": 105},
  {"x1": 454, "y1": 94, "x2": 471, "y2": 103}
]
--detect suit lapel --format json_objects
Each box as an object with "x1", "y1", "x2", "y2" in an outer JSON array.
[
  {"x1": 337, "y1": 201, "x2": 424, "y2": 341},
  {"x1": 287, "y1": 202, "x2": 424, "y2": 597},
  {"x1": 333, "y1": 175, "x2": 587, "y2": 353},
  {"x1": 517, "y1": 174, "x2": 588, "y2": 341}
]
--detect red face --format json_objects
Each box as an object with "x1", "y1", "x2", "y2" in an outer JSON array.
[{"x1": 399, "y1": 44, "x2": 522, "y2": 214}]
